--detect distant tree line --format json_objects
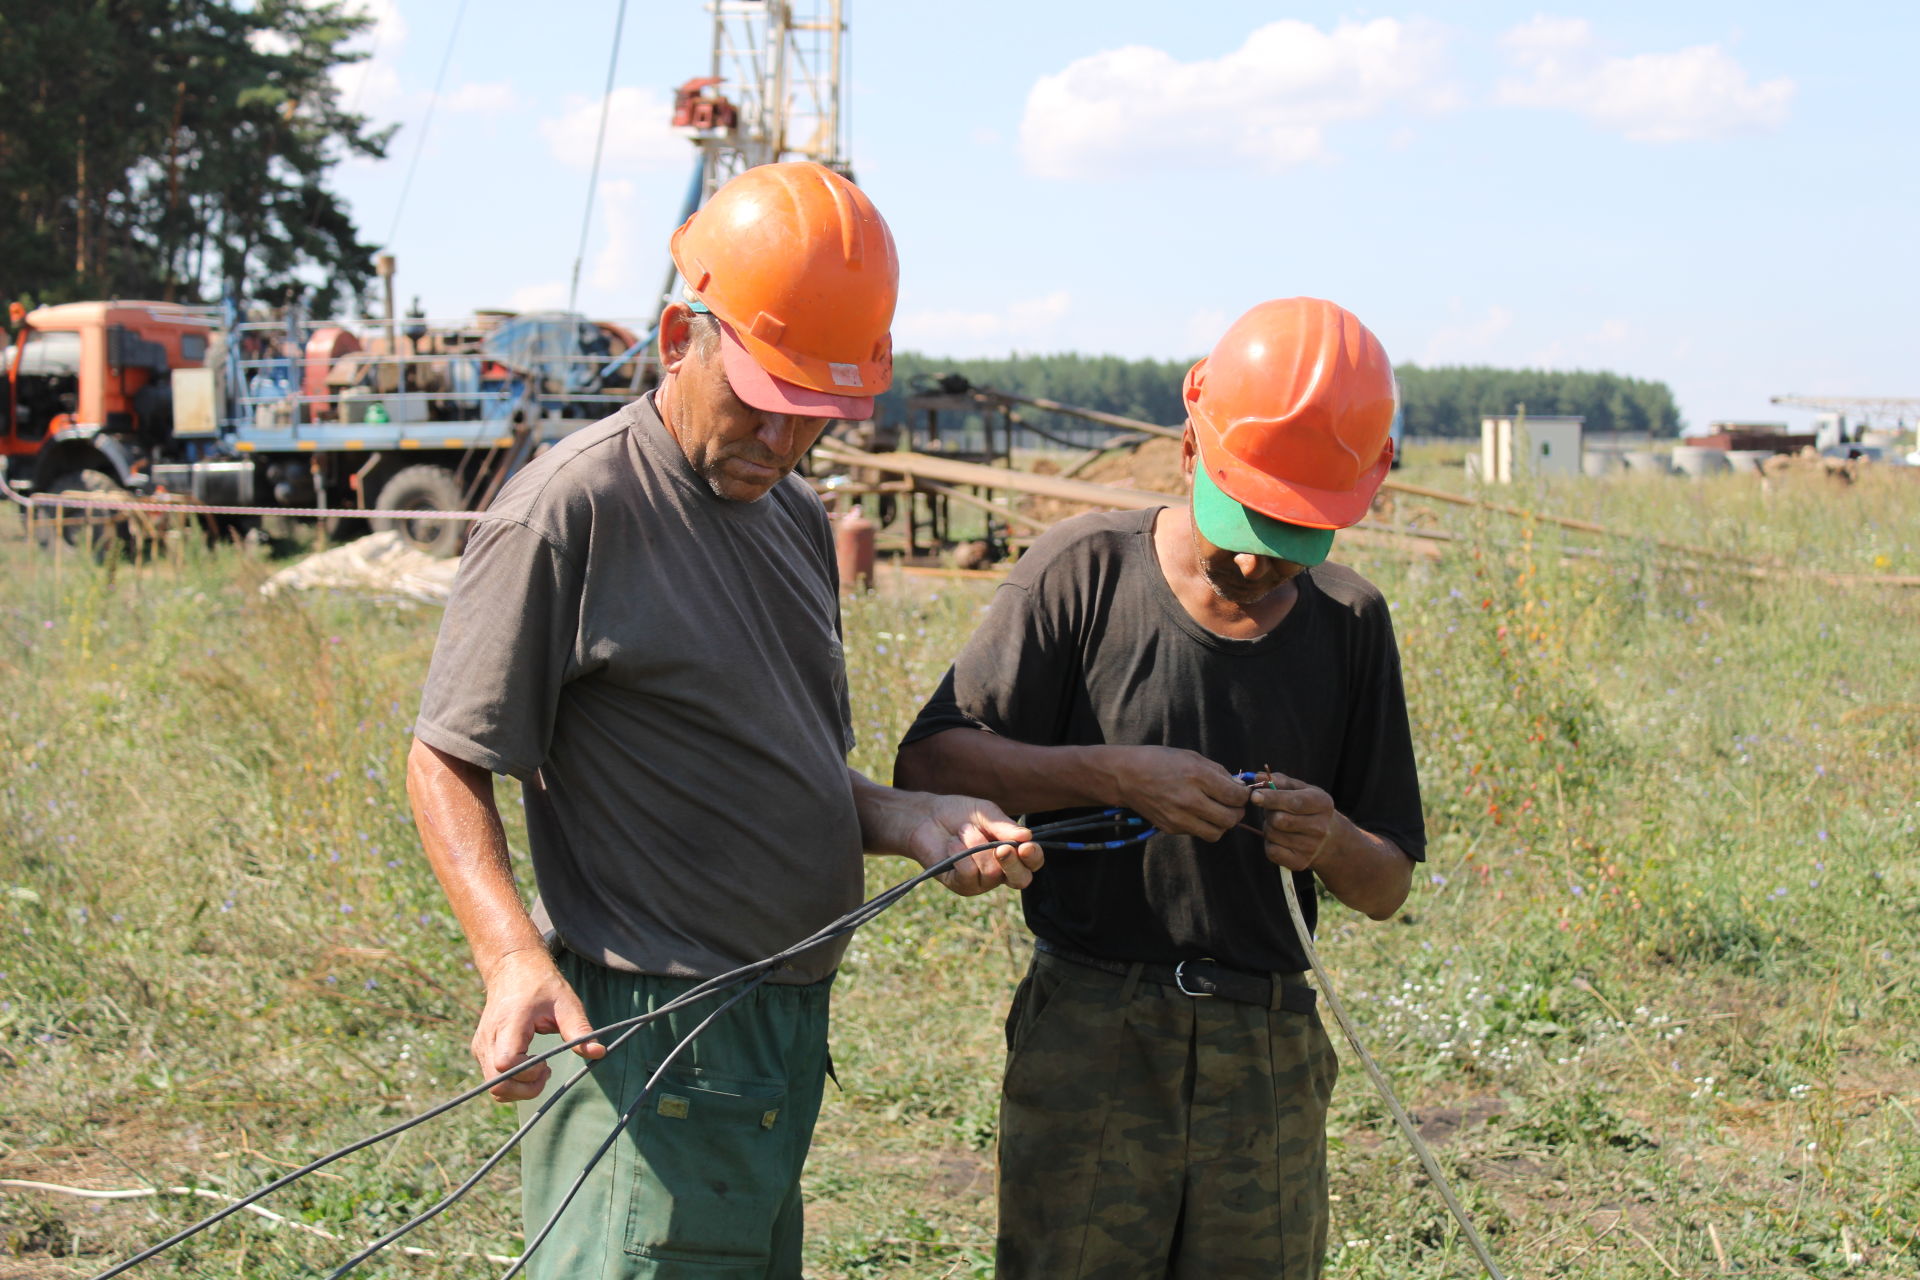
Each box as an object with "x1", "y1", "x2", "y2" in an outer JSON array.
[
  {"x1": 882, "y1": 352, "x2": 1193, "y2": 446},
  {"x1": 881, "y1": 352, "x2": 1681, "y2": 443},
  {"x1": 1394, "y1": 365, "x2": 1681, "y2": 438},
  {"x1": 0, "y1": 0, "x2": 387, "y2": 313}
]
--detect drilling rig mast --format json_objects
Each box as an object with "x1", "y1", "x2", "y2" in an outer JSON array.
[
  {"x1": 694, "y1": 0, "x2": 849, "y2": 197},
  {"x1": 657, "y1": 2, "x2": 849, "y2": 311}
]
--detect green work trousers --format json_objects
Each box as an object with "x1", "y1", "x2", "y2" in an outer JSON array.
[
  {"x1": 517, "y1": 953, "x2": 833, "y2": 1280},
  {"x1": 996, "y1": 947, "x2": 1338, "y2": 1279}
]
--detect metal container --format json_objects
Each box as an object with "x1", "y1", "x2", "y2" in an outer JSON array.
[{"x1": 1671, "y1": 446, "x2": 1732, "y2": 478}]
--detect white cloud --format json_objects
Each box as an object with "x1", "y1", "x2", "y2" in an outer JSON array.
[
  {"x1": 1183, "y1": 307, "x2": 1231, "y2": 356},
  {"x1": 1530, "y1": 317, "x2": 1636, "y2": 368},
  {"x1": 330, "y1": 0, "x2": 410, "y2": 118},
  {"x1": 540, "y1": 88, "x2": 688, "y2": 172},
  {"x1": 1018, "y1": 19, "x2": 1455, "y2": 179},
  {"x1": 1420, "y1": 303, "x2": 1514, "y2": 365},
  {"x1": 1497, "y1": 17, "x2": 1794, "y2": 142},
  {"x1": 895, "y1": 291, "x2": 1073, "y2": 352},
  {"x1": 589, "y1": 180, "x2": 641, "y2": 292},
  {"x1": 510, "y1": 281, "x2": 569, "y2": 312},
  {"x1": 443, "y1": 81, "x2": 519, "y2": 115}
]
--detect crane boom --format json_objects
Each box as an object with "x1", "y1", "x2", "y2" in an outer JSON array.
[{"x1": 1770, "y1": 394, "x2": 1920, "y2": 417}]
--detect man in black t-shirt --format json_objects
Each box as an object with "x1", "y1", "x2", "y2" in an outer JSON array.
[{"x1": 895, "y1": 298, "x2": 1424, "y2": 1280}]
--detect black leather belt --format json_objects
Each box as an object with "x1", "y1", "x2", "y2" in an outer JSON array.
[{"x1": 1035, "y1": 937, "x2": 1317, "y2": 1013}]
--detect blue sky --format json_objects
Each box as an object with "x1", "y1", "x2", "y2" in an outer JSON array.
[{"x1": 324, "y1": 1, "x2": 1917, "y2": 433}]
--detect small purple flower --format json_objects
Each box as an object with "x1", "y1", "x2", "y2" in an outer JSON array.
[{"x1": 1817, "y1": 830, "x2": 1829, "y2": 842}]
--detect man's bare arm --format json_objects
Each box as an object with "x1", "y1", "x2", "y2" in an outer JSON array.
[
  {"x1": 894, "y1": 728, "x2": 1252, "y2": 842},
  {"x1": 1251, "y1": 773, "x2": 1414, "y2": 921},
  {"x1": 847, "y1": 765, "x2": 1043, "y2": 897},
  {"x1": 406, "y1": 738, "x2": 604, "y2": 1101}
]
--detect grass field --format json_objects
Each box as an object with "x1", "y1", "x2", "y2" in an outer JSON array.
[{"x1": 2, "y1": 455, "x2": 1917, "y2": 1278}]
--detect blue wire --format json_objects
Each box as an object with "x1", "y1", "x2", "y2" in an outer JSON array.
[{"x1": 1041, "y1": 774, "x2": 1266, "y2": 851}]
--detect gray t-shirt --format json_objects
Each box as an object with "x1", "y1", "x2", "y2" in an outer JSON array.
[{"x1": 414, "y1": 394, "x2": 861, "y2": 983}]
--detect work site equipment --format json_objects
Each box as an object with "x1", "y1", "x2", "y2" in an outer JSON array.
[
  {"x1": 670, "y1": 161, "x2": 897, "y2": 410},
  {"x1": 4, "y1": 1, "x2": 862, "y2": 556},
  {"x1": 1184, "y1": 297, "x2": 1398, "y2": 530},
  {"x1": 0, "y1": 285, "x2": 652, "y2": 557}
]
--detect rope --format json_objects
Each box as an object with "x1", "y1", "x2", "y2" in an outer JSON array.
[
  {"x1": 0, "y1": 466, "x2": 480, "y2": 522},
  {"x1": 566, "y1": 0, "x2": 631, "y2": 315}
]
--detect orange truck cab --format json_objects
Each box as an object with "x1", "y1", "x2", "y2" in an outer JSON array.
[{"x1": 3, "y1": 300, "x2": 214, "y2": 495}]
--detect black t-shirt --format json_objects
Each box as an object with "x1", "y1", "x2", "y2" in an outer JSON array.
[{"x1": 900, "y1": 507, "x2": 1425, "y2": 974}]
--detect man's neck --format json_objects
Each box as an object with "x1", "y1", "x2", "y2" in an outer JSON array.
[{"x1": 1150, "y1": 507, "x2": 1300, "y2": 640}]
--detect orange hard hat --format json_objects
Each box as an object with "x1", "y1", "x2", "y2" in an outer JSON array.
[
  {"x1": 670, "y1": 162, "x2": 897, "y2": 418},
  {"x1": 1184, "y1": 297, "x2": 1397, "y2": 531}
]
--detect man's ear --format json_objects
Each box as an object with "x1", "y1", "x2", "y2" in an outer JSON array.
[
  {"x1": 658, "y1": 302, "x2": 695, "y2": 372},
  {"x1": 1180, "y1": 423, "x2": 1199, "y2": 480}
]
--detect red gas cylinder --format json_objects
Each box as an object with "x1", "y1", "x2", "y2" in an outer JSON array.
[{"x1": 834, "y1": 505, "x2": 876, "y2": 593}]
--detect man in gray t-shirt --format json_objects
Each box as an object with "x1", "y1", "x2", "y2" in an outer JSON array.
[{"x1": 407, "y1": 163, "x2": 1040, "y2": 1279}]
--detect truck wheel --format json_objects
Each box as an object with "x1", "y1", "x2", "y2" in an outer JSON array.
[
  {"x1": 31, "y1": 470, "x2": 130, "y2": 559},
  {"x1": 372, "y1": 464, "x2": 467, "y2": 558}
]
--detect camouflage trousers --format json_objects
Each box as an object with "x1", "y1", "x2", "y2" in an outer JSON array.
[{"x1": 996, "y1": 947, "x2": 1338, "y2": 1280}]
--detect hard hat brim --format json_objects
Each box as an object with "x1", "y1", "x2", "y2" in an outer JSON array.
[
  {"x1": 716, "y1": 318, "x2": 874, "y2": 421},
  {"x1": 1192, "y1": 439, "x2": 1336, "y2": 566}
]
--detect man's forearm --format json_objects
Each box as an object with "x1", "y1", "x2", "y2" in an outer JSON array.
[
  {"x1": 849, "y1": 766, "x2": 940, "y2": 860},
  {"x1": 1311, "y1": 817, "x2": 1414, "y2": 921},
  {"x1": 893, "y1": 728, "x2": 1128, "y2": 814},
  {"x1": 406, "y1": 738, "x2": 548, "y2": 980}
]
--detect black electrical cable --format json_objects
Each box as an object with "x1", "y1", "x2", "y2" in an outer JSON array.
[
  {"x1": 92, "y1": 814, "x2": 1125, "y2": 1279},
  {"x1": 323, "y1": 1005, "x2": 661, "y2": 1279},
  {"x1": 501, "y1": 972, "x2": 774, "y2": 1280}
]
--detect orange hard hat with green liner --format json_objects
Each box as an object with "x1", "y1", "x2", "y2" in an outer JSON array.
[
  {"x1": 670, "y1": 161, "x2": 898, "y2": 420},
  {"x1": 1184, "y1": 297, "x2": 1397, "y2": 566}
]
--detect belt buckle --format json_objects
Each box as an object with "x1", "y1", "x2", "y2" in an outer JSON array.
[{"x1": 1173, "y1": 957, "x2": 1216, "y2": 998}]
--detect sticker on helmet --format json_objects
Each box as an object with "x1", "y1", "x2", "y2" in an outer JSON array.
[{"x1": 829, "y1": 362, "x2": 863, "y2": 387}]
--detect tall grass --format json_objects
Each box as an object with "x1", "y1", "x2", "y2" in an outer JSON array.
[{"x1": 2, "y1": 461, "x2": 1916, "y2": 1277}]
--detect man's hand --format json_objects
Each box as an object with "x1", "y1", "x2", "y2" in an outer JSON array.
[
  {"x1": 472, "y1": 947, "x2": 606, "y2": 1103},
  {"x1": 907, "y1": 796, "x2": 1043, "y2": 897},
  {"x1": 1250, "y1": 770, "x2": 1343, "y2": 871},
  {"x1": 1105, "y1": 746, "x2": 1252, "y2": 842}
]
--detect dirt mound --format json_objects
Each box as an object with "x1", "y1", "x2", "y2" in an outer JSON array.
[{"x1": 1020, "y1": 438, "x2": 1187, "y2": 527}]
